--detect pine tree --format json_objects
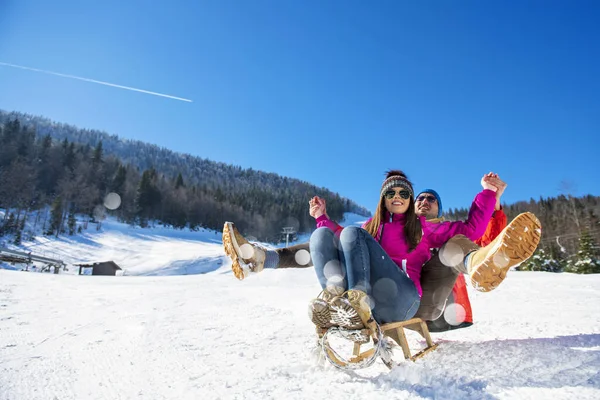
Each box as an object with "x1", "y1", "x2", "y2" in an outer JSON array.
[
  {"x1": 565, "y1": 231, "x2": 600, "y2": 274},
  {"x1": 518, "y1": 248, "x2": 562, "y2": 272},
  {"x1": 175, "y1": 173, "x2": 185, "y2": 189},
  {"x1": 547, "y1": 243, "x2": 567, "y2": 272},
  {"x1": 111, "y1": 164, "x2": 127, "y2": 194},
  {"x1": 47, "y1": 196, "x2": 64, "y2": 236},
  {"x1": 6, "y1": 213, "x2": 16, "y2": 234},
  {"x1": 63, "y1": 141, "x2": 76, "y2": 172},
  {"x1": 68, "y1": 212, "x2": 77, "y2": 235},
  {"x1": 13, "y1": 226, "x2": 22, "y2": 245},
  {"x1": 92, "y1": 141, "x2": 103, "y2": 165},
  {"x1": 19, "y1": 216, "x2": 25, "y2": 234},
  {"x1": 90, "y1": 141, "x2": 106, "y2": 195},
  {"x1": 135, "y1": 169, "x2": 161, "y2": 227}
]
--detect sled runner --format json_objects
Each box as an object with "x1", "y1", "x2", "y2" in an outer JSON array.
[{"x1": 320, "y1": 317, "x2": 438, "y2": 370}]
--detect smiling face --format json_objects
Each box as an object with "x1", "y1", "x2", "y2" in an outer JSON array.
[
  {"x1": 415, "y1": 193, "x2": 439, "y2": 219},
  {"x1": 383, "y1": 187, "x2": 411, "y2": 215}
]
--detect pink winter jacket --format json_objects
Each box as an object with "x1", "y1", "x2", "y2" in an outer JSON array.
[{"x1": 315, "y1": 189, "x2": 497, "y2": 297}]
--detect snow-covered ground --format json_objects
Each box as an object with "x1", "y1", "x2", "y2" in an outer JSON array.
[{"x1": 1, "y1": 214, "x2": 599, "y2": 399}]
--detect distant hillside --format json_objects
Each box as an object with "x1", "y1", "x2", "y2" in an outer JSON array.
[{"x1": 0, "y1": 110, "x2": 370, "y2": 241}]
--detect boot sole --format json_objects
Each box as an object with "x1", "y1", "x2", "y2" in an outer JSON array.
[
  {"x1": 470, "y1": 212, "x2": 541, "y2": 292},
  {"x1": 309, "y1": 298, "x2": 333, "y2": 329},
  {"x1": 329, "y1": 297, "x2": 365, "y2": 330},
  {"x1": 222, "y1": 222, "x2": 249, "y2": 280}
]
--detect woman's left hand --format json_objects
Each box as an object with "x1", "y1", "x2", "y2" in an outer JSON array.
[{"x1": 309, "y1": 196, "x2": 327, "y2": 219}]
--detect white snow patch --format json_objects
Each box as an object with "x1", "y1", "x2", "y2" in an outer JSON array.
[{"x1": 0, "y1": 213, "x2": 599, "y2": 399}]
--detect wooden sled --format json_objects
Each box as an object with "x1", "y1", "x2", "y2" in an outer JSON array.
[
  {"x1": 336, "y1": 317, "x2": 438, "y2": 370},
  {"x1": 381, "y1": 317, "x2": 439, "y2": 364}
]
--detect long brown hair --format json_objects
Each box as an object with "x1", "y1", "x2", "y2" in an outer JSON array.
[{"x1": 363, "y1": 169, "x2": 422, "y2": 250}]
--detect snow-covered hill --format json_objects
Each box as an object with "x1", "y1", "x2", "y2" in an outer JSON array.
[
  {"x1": 1, "y1": 213, "x2": 368, "y2": 276},
  {"x1": 1, "y1": 214, "x2": 599, "y2": 399}
]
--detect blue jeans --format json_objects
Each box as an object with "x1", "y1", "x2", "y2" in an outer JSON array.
[{"x1": 309, "y1": 226, "x2": 421, "y2": 324}]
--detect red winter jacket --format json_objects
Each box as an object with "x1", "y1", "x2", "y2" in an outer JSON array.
[{"x1": 475, "y1": 208, "x2": 507, "y2": 247}]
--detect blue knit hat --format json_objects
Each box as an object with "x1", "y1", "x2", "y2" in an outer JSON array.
[{"x1": 416, "y1": 189, "x2": 443, "y2": 218}]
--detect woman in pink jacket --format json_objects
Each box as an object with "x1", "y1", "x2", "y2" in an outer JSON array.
[{"x1": 309, "y1": 169, "x2": 497, "y2": 333}]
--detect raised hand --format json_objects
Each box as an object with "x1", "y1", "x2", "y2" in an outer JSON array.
[
  {"x1": 481, "y1": 172, "x2": 499, "y2": 193},
  {"x1": 309, "y1": 196, "x2": 327, "y2": 219},
  {"x1": 483, "y1": 173, "x2": 507, "y2": 210}
]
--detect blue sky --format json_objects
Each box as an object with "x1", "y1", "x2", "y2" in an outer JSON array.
[{"x1": 1, "y1": 0, "x2": 599, "y2": 214}]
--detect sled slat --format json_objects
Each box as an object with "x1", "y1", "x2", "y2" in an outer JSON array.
[
  {"x1": 419, "y1": 320, "x2": 435, "y2": 348},
  {"x1": 381, "y1": 317, "x2": 438, "y2": 364},
  {"x1": 350, "y1": 348, "x2": 376, "y2": 363},
  {"x1": 353, "y1": 342, "x2": 361, "y2": 356},
  {"x1": 410, "y1": 343, "x2": 439, "y2": 361}
]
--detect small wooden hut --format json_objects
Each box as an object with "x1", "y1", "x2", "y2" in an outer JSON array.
[{"x1": 76, "y1": 261, "x2": 122, "y2": 276}]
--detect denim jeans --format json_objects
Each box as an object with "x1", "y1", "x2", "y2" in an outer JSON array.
[{"x1": 309, "y1": 226, "x2": 420, "y2": 324}]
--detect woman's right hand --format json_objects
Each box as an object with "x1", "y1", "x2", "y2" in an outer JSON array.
[{"x1": 309, "y1": 196, "x2": 327, "y2": 219}]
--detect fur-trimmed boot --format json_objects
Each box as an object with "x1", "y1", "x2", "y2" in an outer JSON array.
[
  {"x1": 330, "y1": 290, "x2": 380, "y2": 340},
  {"x1": 222, "y1": 222, "x2": 267, "y2": 280},
  {"x1": 308, "y1": 286, "x2": 345, "y2": 337}
]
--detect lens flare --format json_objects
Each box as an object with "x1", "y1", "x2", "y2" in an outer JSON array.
[
  {"x1": 339, "y1": 227, "x2": 359, "y2": 250},
  {"x1": 294, "y1": 249, "x2": 311, "y2": 266},
  {"x1": 327, "y1": 275, "x2": 346, "y2": 286},
  {"x1": 103, "y1": 192, "x2": 121, "y2": 210},
  {"x1": 239, "y1": 243, "x2": 255, "y2": 260},
  {"x1": 372, "y1": 277, "x2": 398, "y2": 303},
  {"x1": 439, "y1": 242, "x2": 466, "y2": 267},
  {"x1": 444, "y1": 303, "x2": 466, "y2": 326},
  {"x1": 353, "y1": 280, "x2": 370, "y2": 294},
  {"x1": 323, "y1": 260, "x2": 344, "y2": 280}
]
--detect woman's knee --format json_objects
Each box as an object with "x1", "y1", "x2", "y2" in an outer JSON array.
[
  {"x1": 310, "y1": 227, "x2": 336, "y2": 253},
  {"x1": 339, "y1": 226, "x2": 365, "y2": 246},
  {"x1": 310, "y1": 226, "x2": 334, "y2": 242}
]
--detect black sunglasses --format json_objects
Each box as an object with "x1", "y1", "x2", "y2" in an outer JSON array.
[
  {"x1": 416, "y1": 195, "x2": 437, "y2": 203},
  {"x1": 384, "y1": 189, "x2": 411, "y2": 200}
]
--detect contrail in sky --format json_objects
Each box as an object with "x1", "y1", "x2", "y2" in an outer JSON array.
[{"x1": 0, "y1": 61, "x2": 193, "y2": 103}]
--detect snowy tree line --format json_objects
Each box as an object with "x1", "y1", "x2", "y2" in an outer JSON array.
[
  {"x1": 1, "y1": 110, "x2": 598, "y2": 272},
  {"x1": 516, "y1": 230, "x2": 600, "y2": 274},
  {"x1": 0, "y1": 112, "x2": 370, "y2": 242}
]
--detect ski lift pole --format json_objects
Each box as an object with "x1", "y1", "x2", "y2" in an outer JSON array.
[{"x1": 281, "y1": 227, "x2": 296, "y2": 247}]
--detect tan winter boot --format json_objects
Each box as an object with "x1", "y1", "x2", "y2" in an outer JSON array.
[
  {"x1": 468, "y1": 212, "x2": 541, "y2": 292},
  {"x1": 332, "y1": 290, "x2": 381, "y2": 345},
  {"x1": 222, "y1": 222, "x2": 266, "y2": 280},
  {"x1": 329, "y1": 289, "x2": 380, "y2": 336},
  {"x1": 308, "y1": 287, "x2": 345, "y2": 336},
  {"x1": 309, "y1": 298, "x2": 333, "y2": 339}
]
